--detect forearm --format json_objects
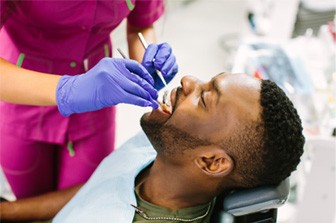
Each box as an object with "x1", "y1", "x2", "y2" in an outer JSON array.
[
  {"x1": 0, "y1": 57, "x2": 61, "y2": 106},
  {"x1": 0, "y1": 184, "x2": 82, "y2": 221},
  {"x1": 127, "y1": 23, "x2": 157, "y2": 62}
]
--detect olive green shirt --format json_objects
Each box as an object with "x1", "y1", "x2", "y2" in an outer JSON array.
[{"x1": 133, "y1": 185, "x2": 215, "y2": 223}]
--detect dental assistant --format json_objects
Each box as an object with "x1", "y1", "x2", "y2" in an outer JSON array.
[{"x1": 0, "y1": 0, "x2": 178, "y2": 200}]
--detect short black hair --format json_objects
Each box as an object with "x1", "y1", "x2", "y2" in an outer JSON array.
[
  {"x1": 258, "y1": 80, "x2": 304, "y2": 185},
  {"x1": 224, "y1": 79, "x2": 305, "y2": 188}
]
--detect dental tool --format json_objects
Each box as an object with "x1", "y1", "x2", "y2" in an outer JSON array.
[
  {"x1": 137, "y1": 33, "x2": 169, "y2": 105},
  {"x1": 117, "y1": 48, "x2": 128, "y2": 60},
  {"x1": 117, "y1": 48, "x2": 171, "y2": 114}
]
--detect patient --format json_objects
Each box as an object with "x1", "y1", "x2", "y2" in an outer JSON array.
[{"x1": 53, "y1": 72, "x2": 304, "y2": 222}]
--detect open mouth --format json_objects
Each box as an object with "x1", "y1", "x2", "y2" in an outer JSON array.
[
  {"x1": 159, "y1": 101, "x2": 171, "y2": 115},
  {"x1": 143, "y1": 87, "x2": 178, "y2": 124}
]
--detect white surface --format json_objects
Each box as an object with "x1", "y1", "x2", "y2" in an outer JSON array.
[
  {"x1": 247, "y1": 0, "x2": 300, "y2": 39},
  {"x1": 296, "y1": 137, "x2": 336, "y2": 223}
]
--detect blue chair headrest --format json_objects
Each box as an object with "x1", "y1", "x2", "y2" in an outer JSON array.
[{"x1": 223, "y1": 178, "x2": 290, "y2": 216}]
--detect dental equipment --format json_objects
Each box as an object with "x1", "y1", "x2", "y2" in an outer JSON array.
[
  {"x1": 137, "y1": 33, "x2": 169, "y2": 105},
  {"x1": 117, "y1": 48, "x2": 171, "y2": 114},
  {"x1": 117, "y1": 48, "x2": 128, "y2": 60}
]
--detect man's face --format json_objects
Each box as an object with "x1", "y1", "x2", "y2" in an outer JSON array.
[{"x1": 141, "y1": 73, "x2": 261, "y2": 158}]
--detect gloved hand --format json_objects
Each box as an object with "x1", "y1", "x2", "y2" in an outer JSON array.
[
  {"x1": 142, "y1": 43, "x2": 178, "y2": 90},
  {"x1": 56, "y1": 58, "x2": 158, "y2": 116}
]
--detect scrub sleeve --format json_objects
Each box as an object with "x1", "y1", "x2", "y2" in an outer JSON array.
[{"x1": 0, "y1": 0, "x2": 164, "y2": 199}]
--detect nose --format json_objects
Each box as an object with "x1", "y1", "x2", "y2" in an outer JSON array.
[{"x1": 180, "y1": 75, "x2": 201, "y2": 95}]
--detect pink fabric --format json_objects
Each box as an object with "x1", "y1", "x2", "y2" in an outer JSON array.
[
  {"x1": 0, "y1": 0, "x2": 164, "y2": 198},
  {"x1": 0, "y1": 132, "x2": 57, "y2": 198},
  {"x1": 0, "y1": 124, "x2": 115, "y2": 199}
]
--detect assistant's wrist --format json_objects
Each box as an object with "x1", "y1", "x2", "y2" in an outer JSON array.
[{"x1": 56, "y1": 75, "x2": 78, "y2": 116}]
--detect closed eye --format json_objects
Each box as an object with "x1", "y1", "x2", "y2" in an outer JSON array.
[{"x1": 201, "y1": 90, "x2": 206, "y2": 108}]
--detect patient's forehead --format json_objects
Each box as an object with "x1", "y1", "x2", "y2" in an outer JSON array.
[{"x1": 216, "y1": 73, "x2": 261, "y2": 89}]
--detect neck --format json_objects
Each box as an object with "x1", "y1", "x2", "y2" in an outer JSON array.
[{"x1": 137, "y1": 157, "x2": 215, "y2": 210}]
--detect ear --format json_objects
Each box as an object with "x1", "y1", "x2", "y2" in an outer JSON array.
[{"x1": 194, "y1": 145, "x2": 234, "y2": 177}]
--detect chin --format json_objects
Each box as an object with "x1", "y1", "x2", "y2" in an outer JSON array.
[
  {"x1": 140, "y1": 87, "x2": 179, "y2": 152},
  {"x1": 140, "y1": 114, "x2": 166, "y2": 151}
]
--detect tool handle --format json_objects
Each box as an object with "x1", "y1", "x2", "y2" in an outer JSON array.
[
  {"x1": 138, "y1": 33, "x2": 148, "y2": 49},
  {"x1": 137, "y1": 33, "x2": 167, "y2": 87}
]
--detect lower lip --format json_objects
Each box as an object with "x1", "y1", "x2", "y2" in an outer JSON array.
[
  {"x1": 162, "y1": 104, "x2": 171, "y2": 115},
  {"x1": 144, "y1": 108, "x2": 170, "y2": 124}
]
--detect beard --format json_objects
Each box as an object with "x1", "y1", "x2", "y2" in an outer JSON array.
[{"x1": 140, "y1": 115, "x2": 210, "y2": 157}]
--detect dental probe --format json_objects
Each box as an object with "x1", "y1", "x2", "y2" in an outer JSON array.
[
  {"x1": 117, "y1": 48, "x2": 171, "y2": 114},
  {"x1": 137, "y1": 33, "x2": 169, "y2": 104},
  {"x1": 116, "y1": 48, "x2": 128, "y2": 60}
]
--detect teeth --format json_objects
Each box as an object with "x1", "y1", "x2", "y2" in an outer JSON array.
[
  {"x1": 157, "y1": 88, "x2": 173, "y2": 114},
  {"x1": 162, "y1": 90, "x2": 169, "y2": 105}
]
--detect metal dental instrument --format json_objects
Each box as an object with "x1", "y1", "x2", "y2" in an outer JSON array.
[
  {"x1": 117, "y1": 48, "x2": 128, "y2": 59},
  {"x1": 117, "y1": 48, "x2": 171, "y2": 114},
  {"x1": 137, "y1": 33, "x2": 169, "y2": 105}
]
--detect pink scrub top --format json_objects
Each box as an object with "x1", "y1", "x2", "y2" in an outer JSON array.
[{"x1": 0, "y1": 0, "x2": 164, "y2": 144}]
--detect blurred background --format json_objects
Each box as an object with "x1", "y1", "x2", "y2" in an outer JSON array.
[{"x1": 1, "y1": 0, "x2": 335, "y2": 222}]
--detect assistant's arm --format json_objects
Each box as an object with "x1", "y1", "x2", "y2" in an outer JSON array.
[
  {"x1": 0, "y1": 56, "x2": 159, "y2": 115},
  {"x1": 127, "y1": 23, "x2": 157, "y2": 62},
  {"x1": 0, "y1": 184, "x2": 82, "y2": 221},
  {"x1": 0, "y1": 57, "x2": 60, "y2": 105}
]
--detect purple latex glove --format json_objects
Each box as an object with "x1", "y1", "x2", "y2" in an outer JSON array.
[
  {"x1": 142, "y1": 43, "x2": 178, "y2": 90},
  {"x1": 56, "y1": 58, "x2": 158, "y2": 116}
]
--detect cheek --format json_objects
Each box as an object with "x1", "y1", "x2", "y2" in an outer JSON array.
[
  {"x1": 167, "y1": 109, "x2": 219, "y2": 139},
  {"x1": 168, "y1": 109, "x2": 201, "y2": 133}
]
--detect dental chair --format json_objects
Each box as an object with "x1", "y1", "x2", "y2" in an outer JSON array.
[{"x1": 210, "y1": 178, "x2": 290, "y2": 223}]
